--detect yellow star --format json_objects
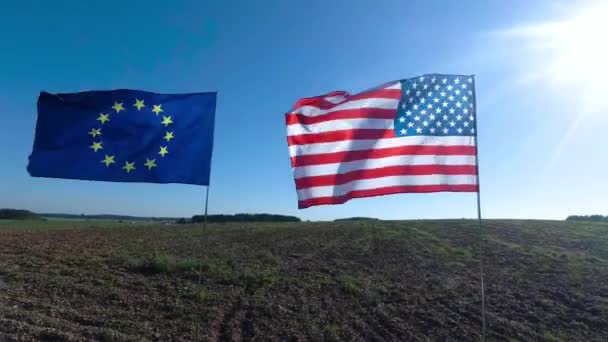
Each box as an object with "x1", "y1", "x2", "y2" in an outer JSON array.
[
  {"x1": 112, "y1": 102, "x2": 124, "y2": 113},
  {"x1": 152, "y1": 104, "x2": 163, "y2": 115},
  {"x1": 144, "y1": 158, "x2": 157, "y2": 170},
  {"x1": 122, "y1": 161, "x2": 136, "y2": 173},
  {"x1": 97, "y1": 113, "x2": 110, "y2": 124},
  {"x1": 133, "y1": 99, "x2": 145, "y2": 110},
  {"x1": 101, "y1": 155, "x2": 115, "y2": 167},
  {"x1": 88, "y1": 128, "x2": 101, "y2": 138},
  {"x1": 161, "y1": 115, "x2": 173, "y2": 127},
  {"x1": 159, "y1": 146, "x2": 169, "y2": 157},
  {"x1": 90, "y1": 141, "x2": 103, "y2": 152},
  {"x1": 163, "y1": 131, "x2": 174, "y2": 142}
]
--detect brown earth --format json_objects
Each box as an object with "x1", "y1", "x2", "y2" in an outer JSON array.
[{"x1": 0, "y1": 219, "x2": 607, "y2": 341}]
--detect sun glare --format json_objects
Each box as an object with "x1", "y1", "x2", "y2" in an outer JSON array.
[{"x1": 505, "y1": 1, "x2": 608, "y2": 114}]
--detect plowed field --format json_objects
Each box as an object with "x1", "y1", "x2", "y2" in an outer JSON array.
[{"x1": 1, "y1": 219, "x2": 607, "y2": 341}]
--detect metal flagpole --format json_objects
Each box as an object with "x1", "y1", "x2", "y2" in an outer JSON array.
[
  {"x1": 194, "y1": 185, "x2": 210, "y2": 340},
  {"x1": 476, "y1": 174, "x2": 486, "y2": 342},
  {"x1": 472, "y1": 75, "x2": 486, "y2": 342},
  {"x1": 194, "y1": 91, "x2": 216, "y2": 340}
]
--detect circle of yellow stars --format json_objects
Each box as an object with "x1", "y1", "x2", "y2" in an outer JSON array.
[{"x1": 89, "y1": 99, "x2": 174, "y2": 174}]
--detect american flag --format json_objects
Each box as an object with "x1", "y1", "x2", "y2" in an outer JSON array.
[{"x1": 286, "y1": 74, "x2": 479, "y2": 209}]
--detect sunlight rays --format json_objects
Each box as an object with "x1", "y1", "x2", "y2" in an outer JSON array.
[
  {"x1": 500, "y1": 1, "x2": 608, "y2": 115},
  {"x1": 495, "y1": 1, "x2": 608, "y2": 169}
]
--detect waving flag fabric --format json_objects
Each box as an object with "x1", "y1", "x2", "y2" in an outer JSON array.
[
  {"x1": 28, "y1": 90, "x2": 216, "y2": 186},
  {"x1": 286, "y1": 74, "x2": 478, "y2": 209}
]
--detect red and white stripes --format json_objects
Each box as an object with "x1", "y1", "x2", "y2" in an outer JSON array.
[{"x1": 286, "y1": 81, "x2": 478, "y2": 209}]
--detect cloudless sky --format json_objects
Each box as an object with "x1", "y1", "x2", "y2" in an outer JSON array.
[{"x1": 1, "y1": 0, "x2": 606, "y2": 220}]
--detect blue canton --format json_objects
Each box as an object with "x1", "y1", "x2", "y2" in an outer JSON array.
[{"x1": 394, "y1": 74, "x2": 476, "y2": 137}]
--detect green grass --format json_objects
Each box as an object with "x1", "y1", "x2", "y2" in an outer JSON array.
[
  {"x1": 541, "y1": 331, "x2": 564, "y2": 342},
  {"x1": 107, "y1": 252, "x2": 137, "y2": 268},
  {"x1": 137, "y1": 255, "x2": 202, "y2": 274},
  {"x1": 337, "y1": 275, "x2": 363, "y2": 295}
]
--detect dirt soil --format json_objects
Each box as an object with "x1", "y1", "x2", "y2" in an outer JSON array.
[{"x1": 0, "y1": 219, "x2": 607, "y2": 341}]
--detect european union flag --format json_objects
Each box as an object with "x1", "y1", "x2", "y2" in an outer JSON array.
[{"x1": 28, "y1": 90, "x2": 216, "y2": 186}]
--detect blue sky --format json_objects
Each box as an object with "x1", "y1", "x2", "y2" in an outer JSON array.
[{"x1": 1, "y1": 0, "x2": 606, "y2": 220}]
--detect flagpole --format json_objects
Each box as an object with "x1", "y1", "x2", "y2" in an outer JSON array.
[
  {"x1": 194, "y1": 185, "x2": 210, "y2": 340},
  {"x1": 194, "y1": 92, "x2": 217, "y2": 339},
  {"x1": 476, "y1": 173, "x2": 486, "y2": 342},
  {"x1": 472, "y1": 75, "x2": 486, "y2": 342}
]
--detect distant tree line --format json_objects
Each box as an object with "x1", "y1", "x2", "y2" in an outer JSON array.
[
  {"x1": 184, "y1": 214, "x2": 301, "y2": 223},
  {"x1": 1, "y1": 208, "x2": 301, "y2": 224},
  {"x1": 334, "y1": 217, "x2": 380, "y2": 222},
  {"x1": 42, "y1": 213, "x2": 176, "y2": 222},
  {"x1": 566, "y1": 215, "x2": 608, "y2": 222},
  {"x1": 0, "y1": 209, "x2": 40, "y2": 220}
]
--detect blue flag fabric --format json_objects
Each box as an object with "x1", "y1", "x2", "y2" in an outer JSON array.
[{"x1": 28, "y1": 90, "x2": 216, "y2": 186}]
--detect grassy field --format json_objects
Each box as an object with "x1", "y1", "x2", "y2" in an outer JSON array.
[{"x1": 0, "y1": 219, "x2": 607, "y2": 341}]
